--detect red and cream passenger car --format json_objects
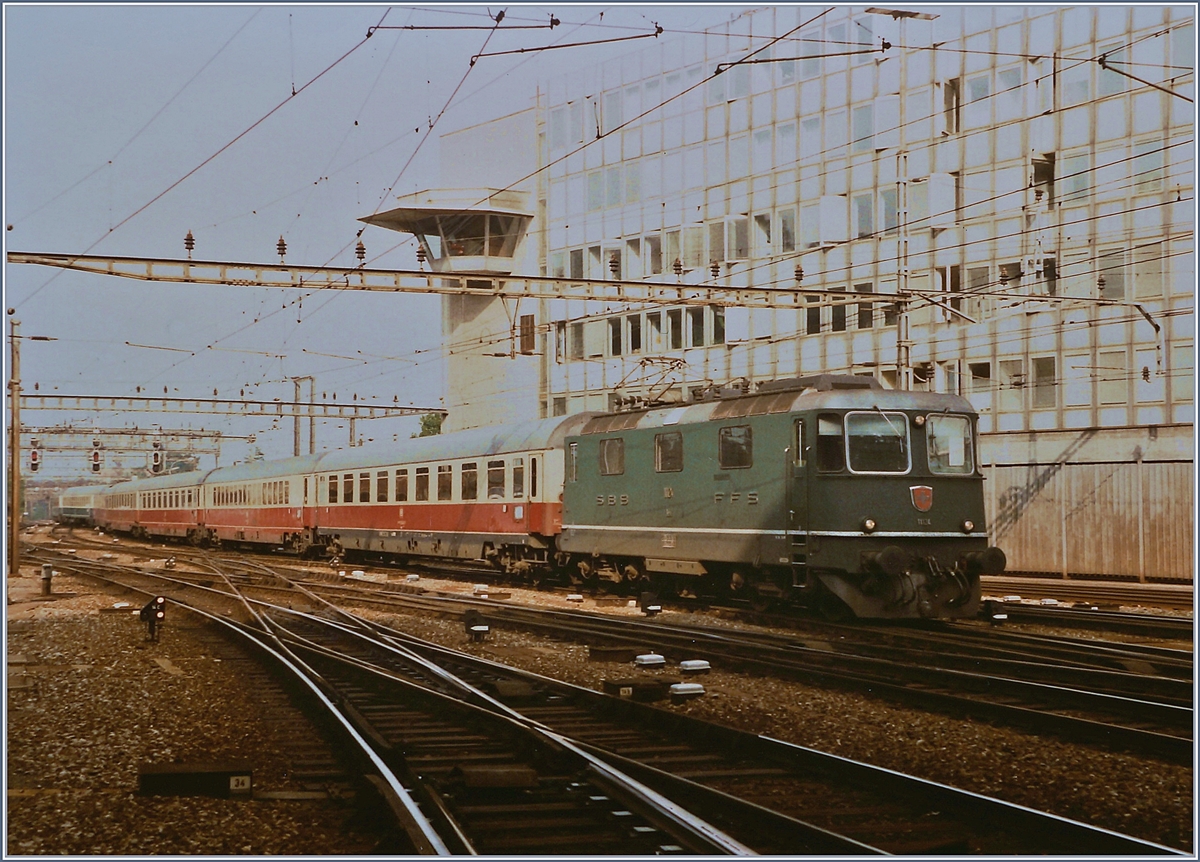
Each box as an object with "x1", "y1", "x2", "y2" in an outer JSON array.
[{"x1": 92, "y1": 415, "x2": 594, "y2": 566}]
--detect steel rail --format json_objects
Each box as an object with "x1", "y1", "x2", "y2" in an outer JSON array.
[
  {"x1": 332, "y1": 603, "x2": 1185, "y2": 855},
  {"x1": 261, "y1": 611, "x2": 756, "y2": 855},
  {"x1": 23, "y1": 552, "x2": 449, "y2": 854},
  {"x1": 291, "y1": 584, "x2": 1193, "y2": 762},
  {"x1": 43, "y1": 552, "x2": 746, "y2": 854},
  {"x1": 31, "y1": 546, "x2": 1184, "y2": 854}
]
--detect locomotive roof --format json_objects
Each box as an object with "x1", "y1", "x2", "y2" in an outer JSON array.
[
  {"x1": 58, "y1": 484, "x2": 110, "y2": 499},
  {"x1": 314, "y1": 413, "x2": 597, "y2": 472},
  {"x1": 579, "y1": 383, "x2": 976, "y2": 435}
]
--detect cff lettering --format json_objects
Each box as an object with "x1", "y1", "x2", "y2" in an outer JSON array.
[{"x1": 714, "y1": 491, "x2": 759, "y2": 504}]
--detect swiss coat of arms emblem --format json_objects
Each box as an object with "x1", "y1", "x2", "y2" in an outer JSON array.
[{"x1": 910, "y1": 485, "x2": 934, "y2": 512}]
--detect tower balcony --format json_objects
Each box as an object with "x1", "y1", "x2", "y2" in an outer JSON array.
[{"x1": 360, "y1": 188, "x2": 532, "y2": 275}]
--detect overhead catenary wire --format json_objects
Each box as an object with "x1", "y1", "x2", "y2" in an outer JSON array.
[
  {"x1": 9, "y1": 7, "x2": 264, "y2": 228},
  {"x1": 13, "y1": 7, "x2": 388, "y2": 312},
  {"x1": 16, "y1": 4, "x2": 1190, "y2": 429}
]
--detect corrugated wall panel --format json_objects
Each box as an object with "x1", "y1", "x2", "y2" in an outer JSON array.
[{"x1": 985, "y1": 461, "x2": 1193, "y2": 582}]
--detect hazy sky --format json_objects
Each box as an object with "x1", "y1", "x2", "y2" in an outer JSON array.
[{"x1": 4, "y1": 2, "x2": 739, "y2": 472}]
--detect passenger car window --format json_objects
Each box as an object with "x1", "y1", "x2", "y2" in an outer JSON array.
[
  {"x1": 927, "y1": 414, "x2": 974, "y2": 474},
  {"x1": 461, "y1": 462, "x2": 478, "y2": 500},
  {"x1": 655, "y1": 432, "x2": 683, "y2": 472},
  {"x1": 816, "y1": 414, "x2": 845, "y2": 472},
  {"x1": 377, "y1": 471, "x2": 389, "y2": 502},
  {"x1": 512, "y1": 457, "x2": 525, "y2": 498},
  {"x1": 415, "y1": 467, "x2": 429, "y2": 501},
  {"x1": 487, "y1": 460, "x2": 505, "y2": 499},
  {"x1": 846, "y1": 411, "x2": 910, "y2": 473},
  {"x1": 718, "y1": 425, "x2": 753, "y2": 468},
  {"x1": 599, "y1": 438, "x2": 625, "y2": 475},
  {"x1": 437, "y1": 465, "x2": 453, "y2": 500},
  {"x1": 395, "y1": 468, "x2": 409, "y2": 502}
]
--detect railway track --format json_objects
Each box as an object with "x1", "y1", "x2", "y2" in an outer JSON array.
[
  {"x1": 41, "y1": 529, "x2": 1194, "y2": 637},
  {"x1": 30, "y1": 538, "x2": 1194, "y2": 763},
  {"x1": 23, "y1": 551, "x2": 751, "y2": 854},
  {"x1": 981, "y1": 575, "x2": 1194, "y2": 611},
  {"x1": 268, "y1": 575, "x2": 1195, "y2": 764},
  {"x1": 26, "y1": 546, "x2": 1181, "y2": 854}
]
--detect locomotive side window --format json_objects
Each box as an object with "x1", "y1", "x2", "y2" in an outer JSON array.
[
  {"x1": 816, "y1": 414, "x2": 845, "y2": 472},
  {"x1": 462, "y1": 462, "x2": 478, "y2": 500},
  {"x1": 487, "y1": 460, "x2": 505, "y2": 499},
  {"x1": 927, "y1": 414, "x2": 975, "y2": 474},
  {"x1": 599, "y1": 438, "x2": 625, "y2": 475},
  {"x1": 567, "y1": 443, "x2": 578, "y2": 482},
  {"x1": 437, "y1": 465, "x2": 453, "y2": 501},
  {"x1": 530, "y1": 456, "x2": 539, "y2": 497},
  {"x1": 655, "y1": 432, "x2": 683, "y2": 472},
  {"x1": 512, "y1": 458, "x2": 525, "y2": 498},
  {"x1": 718, "y1": 425, "x2": 753, "y2": 468},
  {"x1": 846, "y1": 411, "x2": 911, "y2": 474},
  {"x1": 415, "y1": 467, "x2": 429, "y2": 501},
  {"x1": 395, "y1": 469, "x2": 409, "y2": 502}
]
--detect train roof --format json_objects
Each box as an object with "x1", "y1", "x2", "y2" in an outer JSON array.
[
  {"x1": 203, "y1": 453, "x2": 328, "y2": 484},
  {"x1": 579, "y1": 376, "x2": 977, "y2": 436},
  {"x1": 316, "y1": 413, "x2": 597, "y2": 472},
  {"x1": 103, "y1": 469, "x2": 216, "y2": 493}
]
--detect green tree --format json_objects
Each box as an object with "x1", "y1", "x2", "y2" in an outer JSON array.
[{"x1": 413, "y1": 413, "x2": 443, "y2": 438}]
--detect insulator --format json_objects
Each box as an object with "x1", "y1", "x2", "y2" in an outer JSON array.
[
  {"x1": 355, "y1": 240, "x2": 366, "y2": 263},
  {"x1": 277, "y1": 236, "x2": 287, "y2": 260},
  {"x1": 416, "y1": 245, "x2": 427, "y2": 265},
  {"x1": 609, "y1": 253, "x2": 620, "y2": 277},
  {"x1": 710, "y1": 260, "x2": 720, "y2": 279},
  {"x1": 184, "y1": 230, "x2": 195, "y2": 256},
  {"x1": 672, "y1": 258, "x2": 683, "y2": 276}
]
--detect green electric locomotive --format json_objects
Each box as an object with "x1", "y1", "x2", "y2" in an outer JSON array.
[{"x1": 558, "y1": 374, "x2": 1006, "y2": 619}]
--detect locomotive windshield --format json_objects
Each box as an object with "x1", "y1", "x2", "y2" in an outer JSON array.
[
  {"x1": 926, "y1": 414, "x2": 975, "y2": 474},
  {"x1": 845, "y1": 411, "x2": 911, "y2": 473}
]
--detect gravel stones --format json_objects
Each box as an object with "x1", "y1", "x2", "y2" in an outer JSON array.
[{"x1": 6, "y1": 571, "x2": 386, "y2": 855}]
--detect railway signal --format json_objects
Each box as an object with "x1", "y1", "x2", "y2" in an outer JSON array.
[
  {"x1": 140, "y1": 596, "x2": 166, "y2": 642},
  {"x1": 90, "y1": 447, "x2": 102, "y2": 473},
  {"x1": 29, "y1": 441, "x2": 40, "y2": 472},
  {"x1": 150, "y1": 441, "x2": 163, "y2": 474}
]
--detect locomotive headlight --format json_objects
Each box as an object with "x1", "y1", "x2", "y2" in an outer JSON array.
[
  {"x1": 914, "y1": 414, "x2": 926, "y2": 426},
  {"x1": 862, "y1": 517, "x2": 877, "y2": 533},
  {"x1": 962, "y1": 519, "x2": 975, "y2": 533}
]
